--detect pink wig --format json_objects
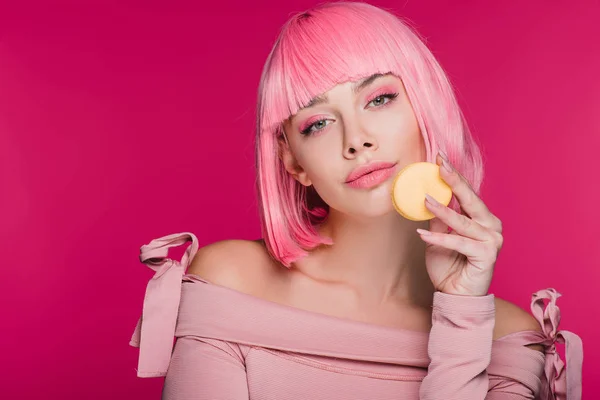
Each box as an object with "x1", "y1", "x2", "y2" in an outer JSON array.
[{"x1": 255, "y1": 1, "x2": 485, "y2": 267}]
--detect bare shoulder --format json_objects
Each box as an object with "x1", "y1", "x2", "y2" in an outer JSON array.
[
  {"x1": 186, "y1": 238, "x2": 283, "y2": 297},
  {"x1": 493, "y1": 296, "x2": 544, "y2": 352}
]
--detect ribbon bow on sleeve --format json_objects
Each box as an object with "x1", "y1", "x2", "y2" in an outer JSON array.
[
  {"x1": 530, "y1": 288, "x2": 583, "y2": 400},
  {"x1": 129, "y1": 232, "x2": 199, "y2": 378}
]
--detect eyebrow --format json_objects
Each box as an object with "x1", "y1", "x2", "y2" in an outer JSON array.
[{"x1": 302, "y1": 73, "x2": 388, "y2": 109}]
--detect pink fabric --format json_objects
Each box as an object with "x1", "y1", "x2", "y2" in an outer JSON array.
[
  {"x1": 130, "y1": 232, "x2": 198, "y2": 377},
  {"x1": 130, "y1": 232, "x2": 583, "y2": 399}
]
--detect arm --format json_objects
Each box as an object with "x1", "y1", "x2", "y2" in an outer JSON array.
[
  {"x1": 161, "y1": 238, "x2": 269, "y2": 399},
  {"x1": 415, "y1": 156, "x2": 559, "y2": 399},
  {"x1": 419, "y1": 292, "x2": 496, "y2": 399},
  {"x1": 163, "y1": 337, "x2": 249, "y2": 400},
  {"x1": 419, "y1": 292, "x2": 546, "y2": 400}
]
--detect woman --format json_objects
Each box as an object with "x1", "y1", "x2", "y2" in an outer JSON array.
[{"x1": 130, "y1": 2, "x2": 583, "y2": 398}]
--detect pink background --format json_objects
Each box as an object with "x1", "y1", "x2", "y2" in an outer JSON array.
[{"x1": 1, "y1": 0, "x2": 598, "y2": 398}]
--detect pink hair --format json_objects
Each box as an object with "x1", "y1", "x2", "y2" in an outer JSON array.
[{"x1": 255, "y1": 2, "x2": 485, "y2": 267}]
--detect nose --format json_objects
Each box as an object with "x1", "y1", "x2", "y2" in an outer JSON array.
[{"x1": 342, "y1": 124, "x2": 378, "y2": 159}]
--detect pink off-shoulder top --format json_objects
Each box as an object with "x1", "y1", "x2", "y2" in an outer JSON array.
[{"x1": 130, "y1": 232, "x2": 583, "y2": 399}]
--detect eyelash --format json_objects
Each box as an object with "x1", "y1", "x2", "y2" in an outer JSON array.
[{"x1": 300, "y1": 92, "x2": 400, "y2": 136}]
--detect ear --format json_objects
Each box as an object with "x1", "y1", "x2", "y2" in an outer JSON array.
[{"x1": 277, "y1": 135, "x2": 312, "y2": 187}]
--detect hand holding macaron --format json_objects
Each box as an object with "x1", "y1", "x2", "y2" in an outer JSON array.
[{"x1": 391, "y1": 151, "x2": 504, "y2": 297}]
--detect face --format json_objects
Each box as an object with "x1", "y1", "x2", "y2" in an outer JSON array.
[{"x1": 280, "y1": 73, "x2": 426, "y2": 218}]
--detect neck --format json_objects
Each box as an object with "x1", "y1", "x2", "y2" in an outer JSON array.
[{"x1": 295, "y1": 209, "x2": 435, "y2": 307}]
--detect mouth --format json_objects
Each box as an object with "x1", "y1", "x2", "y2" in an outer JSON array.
[{"x1": 345, "y1": 161, "x2": 398, "y2": 183}]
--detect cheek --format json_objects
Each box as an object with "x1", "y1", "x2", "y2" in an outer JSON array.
[
  {"x1": 371, "y1": 109, "x2": 420, "y2": 144},
  {"x1": 288, "y1": 151, "x2": 327, "y2": 191},
  {"x1": 370, "y1": 109, "x2": 425, "y2": 163},
  {"x1": 293, "y1": 136, "x2": 340, "y2": 179},
  {"x1": 301, "y1": 153, "x2": 337, "y2": 183}
]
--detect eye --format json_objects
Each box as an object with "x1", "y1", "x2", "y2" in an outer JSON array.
[
  {"x1": 366, "y1": 92, "x2": 399, "y2": 108},
  {"x1": 300, "y1": 119, "x2": 332, "y2": 136}
]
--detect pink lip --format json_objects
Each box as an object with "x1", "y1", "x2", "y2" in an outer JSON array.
[{"x1": 345, "y1": 161, "x2": 397, "y2": 189}]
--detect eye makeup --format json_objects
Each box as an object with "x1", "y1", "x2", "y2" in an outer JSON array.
[
  {"x1": 299, "y1": 114, "x2": 329, "y2": 135},
  {"x1": 365, "y1": 85, "x2": 400, "y2": 108},
  {"x1": 297, "y1": 84, "x2": 401, "y2": 136}
]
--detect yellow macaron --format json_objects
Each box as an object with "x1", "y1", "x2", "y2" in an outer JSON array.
[{"x1": 391, "y1": 162, "x2": 452, "y2": 221}]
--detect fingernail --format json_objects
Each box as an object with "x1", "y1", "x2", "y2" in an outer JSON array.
[
  {"x1": 416, "y1": 228, "x2": 432, "y2": 236},
  {"x1": 442, "y1": 159, "x2": 453, "y2": 173},
  {"x1": 440, "y1": 154, "x2": 454, "y2": 173},
  {"x1": 425, "y1": 193, "x2": 440, "y2": 207},
  {"x1": 438, "y1": 150, "x2": 449, "y2": 162},
  {"x1": 438, "y1": 150, "x2": 453, "y2": 173}
]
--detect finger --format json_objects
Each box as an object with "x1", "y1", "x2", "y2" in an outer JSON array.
[
  {"x1": 436, "y1": 152, "x2": 501, "y2": 232},
  {"x1": 425, "y1": 193, "x2": 492, "y2": 241},
  {"x1": 416, "y1": 229, "x2": 497, "y2": 263}
]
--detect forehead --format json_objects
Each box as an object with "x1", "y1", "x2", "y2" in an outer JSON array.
[{"x1": 259, "y1": 9, "x2": 409, "y2": 135}]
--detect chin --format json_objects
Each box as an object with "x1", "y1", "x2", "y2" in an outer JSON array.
[
  {"x1": 360, "y1": 205, "x2": 397, "y2": 219},
  {"x1": 348, "y1": 194, "x2": 397, "y2": 219}
]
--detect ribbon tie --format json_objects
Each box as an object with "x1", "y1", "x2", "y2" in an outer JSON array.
[
  {"x1": 129, "y1": 232, "x2": 199, "y2": 377},
  {"x1": 530, "y1": 288, "x2": 583, "y2": 400}
]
